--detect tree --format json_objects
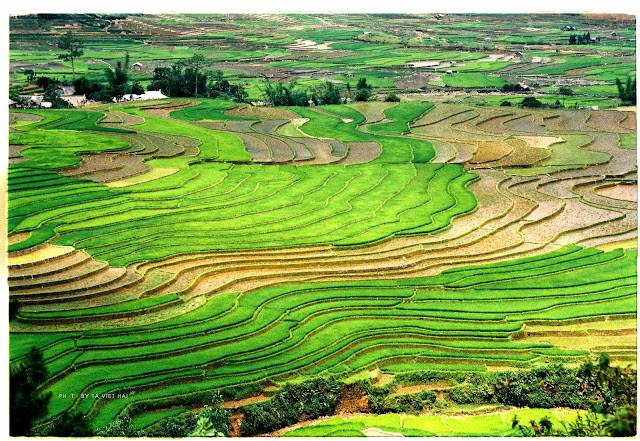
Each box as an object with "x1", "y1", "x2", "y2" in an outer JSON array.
[
  {"x1": 46, "y1": 411, "x2": 94, "y2": 437},
  {"x1": 262, "y1": 79, "x2": 309, "y2": 106},
  {"x1": 616, "y1": 76, "x2": 636, "y2": 105},
  {"x1": 10, "y1": 347, "x2": 52, "y2": 436},
  {"x1": 57, "y1": 30, "x2": 84, "y2": 82},
  {"x1": 104, "y1": 53, "x2": 130, "y2": 101},
  {"x1": 229, "y1": 83, "x2": 248, "y2": 103},
  {"x1": 43, "y1": 85, "x2": 71, "y2": 109},
  {"x1": 384, "y1": 92, "x2": 400, "y2": 102},
  {"x1": 190, "y1": 393, "x2": 231, "y2": 436},
  {"x1": 521, "y1": 96, "x2": 544, "y2": 108},
  {"x1": 148, "y1": 66, "x2": 189, "y2": 97},
  {"x1": 36, "y1": 76, "x2": 56, "y2": 92},
  {"x1": 353, "y1": 77, "x2": 372, "y2": 102},
  {"x1": 131, "y1": 81, "x2": 144, "y2": 95},
  {"x1": 9, "y1": 298, "x2": 20, "y2": 321},
  {"x1": 97, "y1": 412, "x2": 138, "y2": 437},
  {"x1": 23, "y1": 69, "x2": 37, "y2": 83},
  {"x1": 316, "y1": 81, "x2": 342, "y2": 105},
  {"x1": 558, "y1": 86, "x2": 573, "y2": 96},
  {"x1": 181, "y1": 54, "x2": 207, "y2": 97}
]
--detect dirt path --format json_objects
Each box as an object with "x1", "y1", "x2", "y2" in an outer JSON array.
[
  {"x1": 363, "y1": 427, "x2": 404, "y2": 437},
  {"x1": 221, "y1": 394, "x2": 269, "y2": 409}
]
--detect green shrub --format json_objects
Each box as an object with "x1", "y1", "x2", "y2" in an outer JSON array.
[
  {"x1": 521, "y1": 96, "x2": 544, "y2": 108},
  {"x1": 240, "y1": 378, "x2": 342, "y2": 436},
  {"x1": 384, "y1": 93, "x2": 400, "y2": 102}
]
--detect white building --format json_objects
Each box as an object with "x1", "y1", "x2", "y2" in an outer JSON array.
[{"x1": 120, "y1": 90, "x2": 168, "y2": 101}]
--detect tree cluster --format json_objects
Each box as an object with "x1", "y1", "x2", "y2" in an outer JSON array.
[
  {"x1": 10, "y1": 346, "x2": 94, "y2": 437},
  {"x1": 241, "y1": 378, "x2": 342, "y2": 436},
  {"x1": 147, "y1": 63, "x2": 248, "y2": 102},
  {"x1": 569, "y1": 32, "x2": 598, "y2": 45},
  {"x1": 57, "y1": 30, "x2": 83, "y2": 82},
  {"x1": 352, "y1": 77, "x2": 372, "y2": 102},
  {"x1": 359, "y1": 380, "x2": 437, "y2": 414},
  {"x1": 384, "y1": 92, "x2": 401, "y2": 102},
  {"x1": 446, "y1": 355, "x2": 636, "y2": 416},
  {"x1": 10, "y1": 347, "x2": 51, "y2": 436},
  {"x1": 503, "y1": 83, "x2": 529, "y2": 92},
  {"x1": 262, "y1": 77, "x2": 375, "y2": 107},
  {"x1": 72, "y1": 54, "x2": 143, "y2": 102},
  {"x1": 138, "y1": 394, "x2": 231, "y2": 438},
  {"x1": 616, "y1": 76, "x2": 636, "y2": 105},
  {"x1": 310, "y1": 81, "x2": 344, "y2": 105},
  {"x1": 520, "y1": 96, "x2": 545, "y2": 108},
  {"x1": 208, "y1": 70, "x2": 248, "y2": 102},
  {"x1": 261, "y1": 80, "x2": 311, "y2": 106}
]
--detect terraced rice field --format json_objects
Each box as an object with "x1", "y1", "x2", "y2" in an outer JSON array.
[{"x1": 7, "y1": 99, "x2": 637, "y2": 432}]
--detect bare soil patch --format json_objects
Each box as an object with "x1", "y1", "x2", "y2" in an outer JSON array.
[
  {"x1": 235, "y1": 132, "x2": 272, "y2": 162},
  {"x1": 221, "y1": 394, "x2": 269, "y2": 409},
  {"x1": 340, "y1": 142, "x2": 382, "y2": 165},
  {"x1": 467, "y1": 141, "x2": 512, "y2": 164},
  {"x1": 8, "y1": 244, "x2": 74, "y2": 266},
  {"x1": 309, "y1": 107, "x2": 353, "y2": 123},
  {"x1": 516, "y1": 135, "x2": 564, "y2": 149},
  {"x1": 619, "y1": 111, "x2": 637, "y2": 131},
  {"x1": 60, "y1": 153, "x2": 151, "y2": 183},
  {"x1": 449, "y1": 142, "x2": 477, "y2": 163},
  {"x1": 594, "y1": 183, "x2": 637, "y2": 202},
  {"x1": 395, "y1": 384, "x2": 453, "y2": 395},
  {"x1": 503, "y1": 114, "x2": 549, "y2": 134},
  {"x1": 225, "y1": 104, "x2": 300, "y2": 121},
  {"x1": 348, "y1": 102, "x2": 395, "y2": 124},
  {"x1": 251, "y1": 119, "x2": 288, "y2": 135},
  {"x1": 586, "y1": 110, "x2": 634, "y2": 133},
  {"x1": 110, "y1": 110, "x2": 145, "y2": 126},
  {"x1": 363, "y1": 427, "x2": 403, "y2": 437},
  {"x1": 491, "y1": 137, "x2": 550, "y2": 167},
  {"x1": 222, "y1": 120, "x2": 256, "y2": 133},
  {"x1": 106, "y1": 167, "x2": 179, "y2": 188},
  {"x1": 7, "y1": 232, "x2": 32, "y2": 246},
  {"x1": 427, "y1": 139, "x2": 456, "y2": 163}
]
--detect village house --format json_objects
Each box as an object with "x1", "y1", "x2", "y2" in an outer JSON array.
[
  {"x1": 119, "y1": 90, "x2": 168, "y2": 101},
  {"x1": 19, "y1": 95, "x2": 44, "y2": 105},
  {"x1": 132, "y1": 62, "x2": 143, "y2": 71},
  {"x1": 53, "y1": 85, "x2": 87, "y2": 107},
  {"x1": 60, "y1": 95, "x2": 87, "y2": 107},
  {"x1": 55, "y1": 86, "x2": 75, "y2": 96}
]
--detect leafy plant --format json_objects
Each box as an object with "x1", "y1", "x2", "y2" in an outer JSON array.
[
  {"x1": 9, "y1": 347, "x2": 51, "y2": 436},
  {"x1": 616, "y1": 76, "x2": 636, "y2": 104}
]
